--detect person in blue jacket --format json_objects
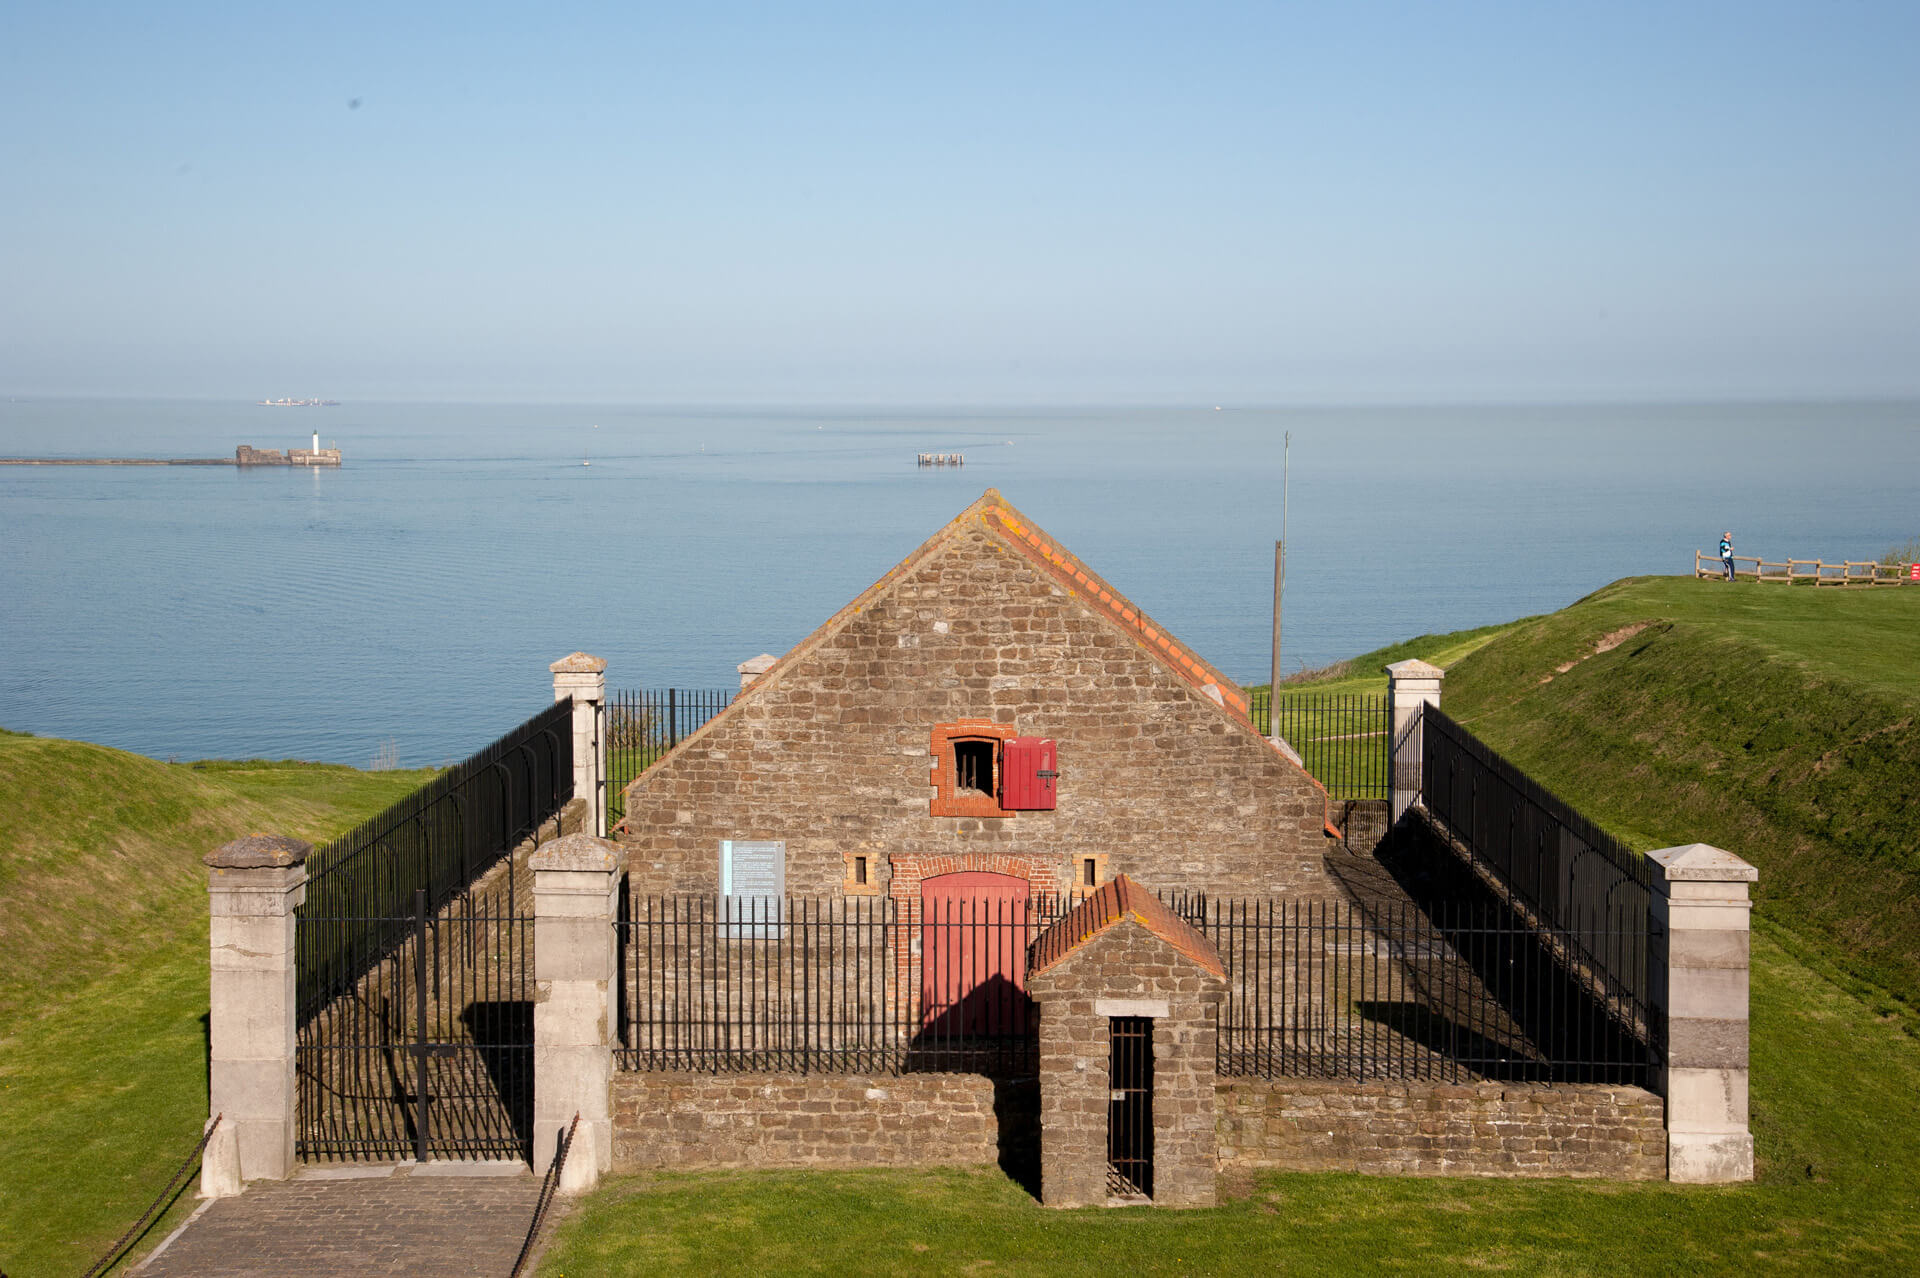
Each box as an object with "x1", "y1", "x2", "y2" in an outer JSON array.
[{"x1": 1720, "y1": 532, "x2": 1735, "y2": 581}]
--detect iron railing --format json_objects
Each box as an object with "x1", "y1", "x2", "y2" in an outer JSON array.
[
  {"x1": 614, "y1": 890, "x2": 1647, "y2": 1083},
  {"x1": 604, "y1": 688, "x2": 734, "y2": 826},
  {"x1": 617, "y1": 893, "x2": 1071, "y2": 1076},
  {"x1": 1248, "y1": 691, "x2": 1390, "y2": 801},
  {"x1": 296, "y1": 700, "x2": 571, "y2": 1023},
  {"x1": 1183, "y1": 895, "x2": 1651, "y2": 1084},
  {"x1": 1419, "y1": 707, "x2": 1656, "y2": 1064}
]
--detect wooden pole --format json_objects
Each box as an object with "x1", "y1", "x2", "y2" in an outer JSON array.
[{"x1": 1270, "y1": 538, "x2": 1284, "y2": 727}]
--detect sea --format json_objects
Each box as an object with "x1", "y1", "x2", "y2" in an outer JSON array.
[{"x1": 2, "y1": 397, "x2": 1915, "y2": 768}]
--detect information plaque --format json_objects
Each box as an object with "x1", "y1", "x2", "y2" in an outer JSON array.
[{"x1": 720, "y1": 839, "x2": 786, "y2": 939}]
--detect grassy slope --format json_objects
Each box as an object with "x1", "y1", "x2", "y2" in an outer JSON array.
[
  {"x1": 0, "y1": 732, "x2": 431, "y2": 1278},
  {"x1": 1441, "y1": 577, "x2": 1920, "y2": 1017},
  {"x1": 1251, "y1": 622, "x2": 1516, "y2": 701}
]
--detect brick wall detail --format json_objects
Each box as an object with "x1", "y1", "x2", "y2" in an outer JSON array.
[
  {"x1": 1216, "y1": 1079, "x2": 1666, "y2": 1179},
  {"x1": 610, "y1": 1072, "x2": 1022, "y2": 1171}
]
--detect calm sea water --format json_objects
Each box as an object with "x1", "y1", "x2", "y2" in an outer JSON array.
[{"x1": 2, "y1": 397, "x2": 1915, "y2": 766}]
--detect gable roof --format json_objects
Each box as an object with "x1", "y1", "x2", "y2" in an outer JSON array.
[
  {"x1": 978, "y1": 496, "x2": 1250, "y2": 718},
  {"x1": 620, "y1": 488, "x2": 1335, "y2": 830},
  {"x1": 1027, "y1": 875, "x2": 1225, "y2": 980},
  {"x1": 740, "y1": 488, "x2": 1250, "y2": 715}
]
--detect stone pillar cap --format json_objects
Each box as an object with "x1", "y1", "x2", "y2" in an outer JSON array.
[
  {"x1": 530, "y1": 832, "x2": 621, "y2": 872},
  {"x1": 549, "y1": 652, "x2": 607, "y2": 675},
  {"x1": 1383, "y1": 658, "x2": 1445, "y2": 680},
  {"x1": 1648, "y1": 843, "x2": 1759, "y2": 882},
  {"x1": 737, "y1": 653, "x2": 780, "y2": 677},
  {"x1": 205, "y1": 834, "x2": 313, "y2": 869}
]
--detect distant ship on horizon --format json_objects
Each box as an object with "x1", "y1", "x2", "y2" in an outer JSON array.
[{"x1": 257, "y1": 397, "x2": 340, "y2": 407}]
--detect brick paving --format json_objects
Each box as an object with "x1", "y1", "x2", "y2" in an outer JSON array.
[{"x1": 137, "y1": 1165, "x2": 542, "y2": 1277}]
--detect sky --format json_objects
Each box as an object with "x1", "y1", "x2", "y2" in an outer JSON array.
[{"x1": 2, "y1": 1, "x2": 1916, "y2": 404}]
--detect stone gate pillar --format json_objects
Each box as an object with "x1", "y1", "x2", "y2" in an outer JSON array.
[
  {"x1": 201, "y1": 834, "x2": 310, "y2": 1194},
  {"x1": 533, "y1": 832, "x2": 624, "y2": 1193},
  {"x1": 551, "y1": 652, "x2": 608, "y2": 838},
  {"x1": 1648, "y1": 843, "x2": 1758, "y2": 1183},
  {"x1": 1385, "y1": 659, "x2": 1444, "y2": 823}
]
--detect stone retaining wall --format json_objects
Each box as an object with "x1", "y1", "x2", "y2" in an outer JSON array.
[
  {"x1": 1216, "y1": 1078, "x2": 1665, "y2": 1179},
  {"x1": 610, "y1": 1072, "x2": 1034, "y2": 1171},
  {"x1": 610, "y1": 1071, "x2": 1663, "y2": 1182}
]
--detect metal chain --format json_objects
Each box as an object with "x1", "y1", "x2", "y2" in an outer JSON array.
[
  {"x1": 80, "y1": 1114, "x2": 222, "y2": 1278},
  {"x1": 509, "y1": 1112, "x2": 580, "y2": 1278}
]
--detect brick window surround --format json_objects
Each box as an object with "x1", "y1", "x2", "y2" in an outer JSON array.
[
  {"x1": 842, "y1": 850, "x2": 881, "y2": 896},
  {"x1": 929, "y1": 720, "x2": 1019, "y2": 818}
]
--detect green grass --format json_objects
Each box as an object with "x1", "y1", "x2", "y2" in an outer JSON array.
[
  {"x1": 0, "y1": 732, "x2": 432, "y2": 1278},
  {"x1": 1249, "y1": 621, "x2": 1518, "y2": 701},
  {"x1": 1440, "y1": 576, "x2": 1920, "y2": 1020},
  {"x1": 539, "y1": 928, "x2": 1920, "y2": 1275}
]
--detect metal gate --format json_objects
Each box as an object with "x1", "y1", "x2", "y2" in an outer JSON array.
[
  {"x1": 1108, "y1": 1016, "x2": 1154, "y2": 1197},
  {"x1": 292, "y1": 701, "x2": 568, "y2": 1163},
  {"x1": 297, "y1": 884, "x2": 532, "y2": 1162}
]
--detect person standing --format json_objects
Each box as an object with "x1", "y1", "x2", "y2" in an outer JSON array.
[{"x1": 1720, "y1": 531, "x2": 1735, "y2": 581}]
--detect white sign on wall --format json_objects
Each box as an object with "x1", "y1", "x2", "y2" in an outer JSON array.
[{"x1": 720, "y1": 839, "x2": 786, "y2": 939}]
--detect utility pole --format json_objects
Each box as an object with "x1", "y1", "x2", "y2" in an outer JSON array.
[{"x1": 1269, "y1": 432, "x2": 1290, "y2": 738}]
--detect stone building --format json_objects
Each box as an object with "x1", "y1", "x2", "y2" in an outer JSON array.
[
  {"x1": 617, "y1": 488, "x2": 1340, "y2": 907},
  {"x1": 592, "y1": 488, "x2": 1737, "y2": 1204}
]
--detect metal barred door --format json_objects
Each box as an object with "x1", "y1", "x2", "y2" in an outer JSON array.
[
  {"x1": 1108, "y1": 1016, "x2": 1154, "y2": 1197},
  {"x1": 296, "y1": 885, "x2": 533, "y2": 1163}
]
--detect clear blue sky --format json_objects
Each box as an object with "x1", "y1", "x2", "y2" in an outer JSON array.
[{"x1": 3, "y1": 1, "x2": 1915, "y2": 403}]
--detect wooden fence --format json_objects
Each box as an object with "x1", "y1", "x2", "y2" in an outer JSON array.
[{"x1": 1694, "y1": 551, "x2": 1916, "y2": 587}]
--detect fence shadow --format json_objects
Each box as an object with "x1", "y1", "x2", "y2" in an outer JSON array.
[{"x1": 460, "y1": 1000, "x2": 535, "y2": 1155}]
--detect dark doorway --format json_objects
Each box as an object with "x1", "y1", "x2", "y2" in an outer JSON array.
[{"x1": 1107, "y1": 1016, "x2": 1154, "y2": 1197}]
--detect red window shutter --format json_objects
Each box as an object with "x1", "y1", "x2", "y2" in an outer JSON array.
[{"x1": 1002, "y1": 737, "x2": 1057, "y2": 810}]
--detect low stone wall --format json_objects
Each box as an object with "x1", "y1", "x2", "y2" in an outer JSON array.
[
  {"x1": 611, "y1": 1072, "x2": 1034, "y2": 1171},
  {"x1": 1216, "y1": 1079, "x2": 1665, "y2": 1179},
  {"x1": 610, "y1": 1070, "x2": 1663, "y2": 1182}
]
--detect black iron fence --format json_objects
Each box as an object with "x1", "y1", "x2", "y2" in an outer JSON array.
[
  {"x1": 1419, "y1": 707, "x2": 1656, "y2": 1065},
  {"x1": 1249, "y1": 691, "x2": 1390, "y2": 801},
  {"x1": 1186, "y1": 895, "x2": 1650, "y2": 1084},
  {"x1": 617, "y1": 893, "x2": 1071, "y2": 1076},
  {"x1": 614, "y1": 889, "x2": 1646, "y2": 1084},
  {"x1": 604, "y1": 688, "x2": 734, "y2": 827},
  {"x1": 296, "y1": 700, "x2": 572, "y2": 1024}
]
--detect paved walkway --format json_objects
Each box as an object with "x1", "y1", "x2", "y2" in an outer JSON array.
[{"x1": 137, "y1": 1163, "x2": 543, "y2": 1277}]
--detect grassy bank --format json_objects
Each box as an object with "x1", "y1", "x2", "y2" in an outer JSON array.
[
  {"x1": 1439, "y1": 576, "x2": 1920, "y2": 1019},
  {"x1": 0, "y1": 732, "x2": 431, "y2": 1277}
]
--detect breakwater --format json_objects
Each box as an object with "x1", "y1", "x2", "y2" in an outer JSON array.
[
  {"x1": 0, "y1": 457, "x2": 234, "y2": 466},
  {"x1": 2, "y1": 443, "x2": 342, "y2": 467}
]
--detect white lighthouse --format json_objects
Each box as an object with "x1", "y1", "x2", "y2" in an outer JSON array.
[{"x1": 312, "y1": 431, "x2": 320, "y2": 452}]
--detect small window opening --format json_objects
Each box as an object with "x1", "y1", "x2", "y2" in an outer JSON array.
[
  {"x1": 853, "y1": 855, "x2": 869, "y2": 886},
  {"x1": 953, "y1": 739, "x2": 995, "y2": 795},
  {"x1": 1082, "y1": 857, "x2": 1098, "y2": 887}
]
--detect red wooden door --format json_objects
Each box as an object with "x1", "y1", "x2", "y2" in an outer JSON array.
[{"x1": 919, "y1": 871, "x2": 1033, "y2": 1038}]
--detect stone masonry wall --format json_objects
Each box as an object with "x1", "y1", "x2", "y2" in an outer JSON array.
[
  {"x1": 619, "y1": 522, "x2": 1336, "y2": 902},
  {"x1": 1028, "y1": 922, "x2": 1225, "y2": 1208},
  {"x1": 610, "y1": 1072, "x2": 1026, "y2": 1171},
  {"x1": 1216, "y1": 1079, "x2": 1666, "y2": 1179}
]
